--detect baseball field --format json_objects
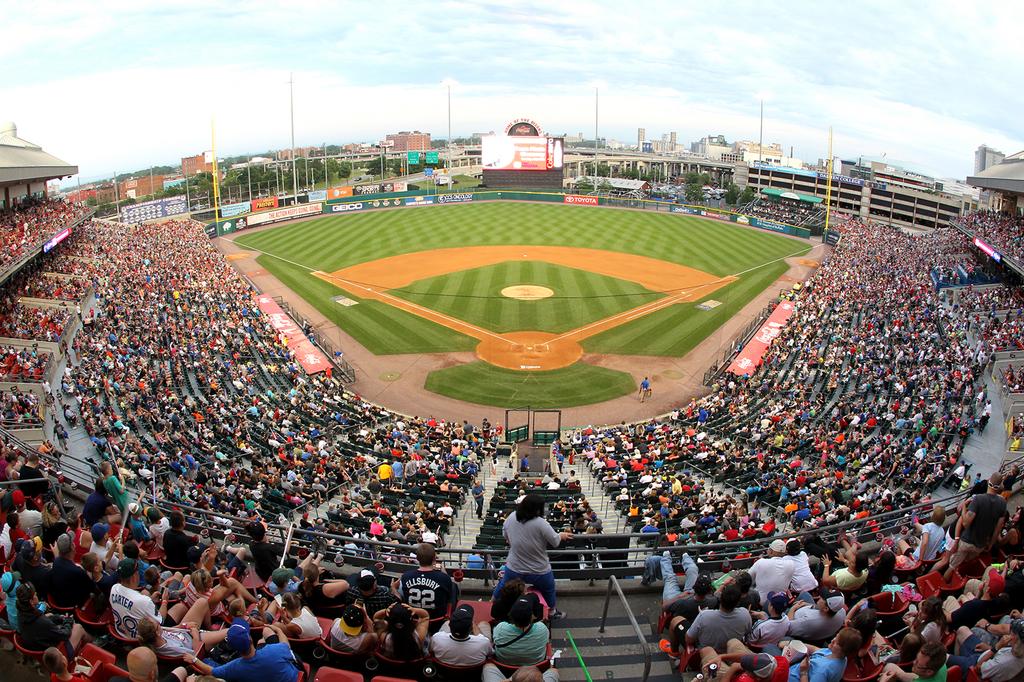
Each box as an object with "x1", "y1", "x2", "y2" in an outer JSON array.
[{"x1": 234, "y1": 201, "x2": 810, "y2": 407}]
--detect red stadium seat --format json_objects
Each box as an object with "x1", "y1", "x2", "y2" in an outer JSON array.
[{"x1": 313, "y1": 668, "x2": 364, "y2": 682}]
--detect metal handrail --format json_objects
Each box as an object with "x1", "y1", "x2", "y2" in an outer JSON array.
[{"x1": 600, "y1": 575, "x2": 651, "y2": 682}]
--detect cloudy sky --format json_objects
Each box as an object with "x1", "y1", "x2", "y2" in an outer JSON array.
[{"x1": 3, "y1": 0, "x2": 1022, "y2": 182}]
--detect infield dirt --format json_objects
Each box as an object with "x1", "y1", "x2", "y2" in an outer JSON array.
[{"x1": 312, "y1": 245, "x2": 735, "y2": 371}]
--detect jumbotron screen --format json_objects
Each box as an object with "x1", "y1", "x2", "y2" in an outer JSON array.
[{"x1": 482, "y1": 135, "x2": 563, "y2": 171}]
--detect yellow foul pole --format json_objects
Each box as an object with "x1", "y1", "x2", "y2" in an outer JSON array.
[
  {"x1": 211, "y1": 119, "x2": 221, "y2": 223},
  {"x1": 824, "y1": 126, "x2": 834, "y2": 235}
]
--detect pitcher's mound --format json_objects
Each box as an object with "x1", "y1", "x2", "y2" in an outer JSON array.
[{"x1": 501, "y1": 285, "x2": 554, "y2": 301}]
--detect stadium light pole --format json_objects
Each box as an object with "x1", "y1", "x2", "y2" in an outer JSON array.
[
  {"x1": 594, "y1": 86, "x2": 599, "y2": 183},
  {"x1": 289, "y1": 72, "x2": 298, "y2": 201},
  {"x1": 440, "y1": 79, "x2": 457, "y2": 177},
  {"x1": 247, "y1": 161, "x2": 252, "y2": 202},
  {"x1": 113, "y1": 171, "x2": 120, "y2": 217},
  {"x1": 183, "y1": 172, "x2": 190, "y2": 213}
]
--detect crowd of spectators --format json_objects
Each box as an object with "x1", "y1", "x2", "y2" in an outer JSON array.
[
  {"x1": 0, "y1": 303, "x2": 70, "y2": 342},
  {"x1": 746, "y1": 198, "x2": 825, "y2": 227},
  {"x1": 956, "y1": 286, "x2": 1024, "y2": 314},
  {"x1": 0, "y1": 386, "x2": 41, "y2": 427},
  {"x1": 972, "y1": 314, "x2": 1024, "y2": 354},
  {"x1": 45, "y1": 219, "x2": 497, "y2": 561},
  {"x1": 0, "y1": 344, "x2": 49, "y2": 382},
  {"x1": 956, "y1": 211, "x2": 1024, "y2": 263},
  {"x1": 0, "y1": 198, "x2": 89, "y2": 274}
]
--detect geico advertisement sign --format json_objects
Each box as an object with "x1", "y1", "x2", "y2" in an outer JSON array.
[
  {"x1": 563, "y1": 194, "x2": 598, "y2": 206},
  {"x1": 331, "y1": 202, "x2": 365, "y2": 213},
  {"x1": 438, "y1": 193, "x2": 473, "y2": 204}
]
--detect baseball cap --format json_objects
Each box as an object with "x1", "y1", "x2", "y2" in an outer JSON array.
[
  {"x1": 509, "y1": 597, "x2": 534, "y2": 624},
  {"x1": 449, "y1": 603, "x2": 475, "y2": 639},
  {"x1": 769, "y1": 539, "x2": 787, "y2": 554},
  {"x1": 128, "y1": 502, "x2": 141, "y2": 515},
  {"x1": 767, "y1": 591, "x2": 789, "y2": 613},
  {"x1": 987, "y1": 569, "x2": 1006, "y2": 597},
  {"x1": 226, "y1": 618, "x2": 252, "y2": 653},
  {"x1": 90, "y1": 523, "x2": 110, "y2": 542},
  {"x1": 1011, "y1": 619, "x2": 1024, "y2": 640},
  {"x1": 339, "y1": 604, "x2": 365, "y2": 636},
  {"x1": 20, "y1": 540, "x2": 37, "y2": 561},
  {"x1": 740, "y1": 654, "x2": 778, "y2": 679},
  {"x1": 357, "y1": 569, "x2": 376, "y2": 591},
  {"x1": 820, "y1": 588, "x2": 845, "y2": 613},
  {"x1": 116, "y1": 558, "x2": 139, "y2": 580},
  {"x1": 693, "y1": 574, "x2": 714, "y2": 596},
  {"x1": 0, "y1": 571, "x2": 20, "y2": 594},
  {"x1": 271, "y1": 567, "x2": 294, "y2": 588},
  {"x1": 11, "y1": 490, "x2": 24, "y2": 506}
]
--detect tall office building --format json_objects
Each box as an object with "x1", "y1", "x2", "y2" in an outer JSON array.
[
  {"x1": 975, "y1": 145, "x2": 1005, "y2": 174},
  {"x1": 637, "y1": 128, "x2": 645, "y2": 150}
]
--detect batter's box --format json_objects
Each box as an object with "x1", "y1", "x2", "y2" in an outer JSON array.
[{"x1": 333, "y1": 296, "x2": 359, "y2": 307}]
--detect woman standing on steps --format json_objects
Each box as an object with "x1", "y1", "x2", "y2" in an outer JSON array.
[{"x1": 491, "y1": 493, "x2": 572, "y2": 620}]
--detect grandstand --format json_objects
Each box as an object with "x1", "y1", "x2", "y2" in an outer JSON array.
[{"x1": 1, "y1": 126, "x2": 1024, "y2": 682}]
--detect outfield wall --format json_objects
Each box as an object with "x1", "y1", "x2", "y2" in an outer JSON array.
[{"x1": 208, "y1": 189, "x2": 812, "y2": 239}]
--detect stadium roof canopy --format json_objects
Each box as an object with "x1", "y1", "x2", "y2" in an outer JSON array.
[
  {"x1": 575, "y1": 176, "x2": 650, "y2": 190},
  {"x1": 760, "y1": 186, "x2": 823, "y2": 204},
  {"x1": 0, "y1": 122, "x2": 77, "y2": 184},
  {"x1": 967, "y1": 150, "x2": 1024, "y2": 194}
]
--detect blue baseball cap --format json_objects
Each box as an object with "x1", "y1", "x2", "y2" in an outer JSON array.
[
  {"x1": 91, "y1": 523, "x2": 110, "y2": 542},
  {"x1": 226, "y1": 618, "x2": 252, "y2": 653}
]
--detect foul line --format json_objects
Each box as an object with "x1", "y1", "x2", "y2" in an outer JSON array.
[
  {"x1": 235, "y1": 241, "x2": 824, "y2": 352},
  {"x1": 543, "y1": 242, "x2": 824, "y2": 346}
]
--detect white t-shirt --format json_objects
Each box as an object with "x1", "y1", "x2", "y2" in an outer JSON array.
[
  {"x1": 786, "y1": 552, "x2": 819, "y2": 592},
  {"x1": 18, "y1": 510, "x2": 42, "y2": 534},
  {"x1": 749, "y1": 557, "x2": 796, "y2": 597},
  {"x1": 430, "y1": 632, "x2": 493, "y2": 666},
  {"x1": 109, "y1": 582, "x2": 159, "y2": 639},
  {"x1": 290, "y1": 607, "x2": 322, "y2": 639}
]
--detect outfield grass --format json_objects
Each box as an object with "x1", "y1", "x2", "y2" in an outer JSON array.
[
  {"x1": 237, "y1": 202, "x2": 808, "y2": 357},
  {"x1": 394, "y1": 261, "x2": 662, "y2": 334},
  {"x1": 424, "y1": 361, "x2": 637, "y2": 408}
]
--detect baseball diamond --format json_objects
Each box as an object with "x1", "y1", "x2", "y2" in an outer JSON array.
[{"x1": 233, "y1": 201, "x2": 812, "y2": 408}]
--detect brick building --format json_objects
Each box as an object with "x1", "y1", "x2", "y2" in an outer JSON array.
[
  {"x1": 119, "y1": 174, "x2": 166, "y2": 200},
  {"x1": 181, "y1": 152, "x2": 213, "y2": 176},
  {"x1": 385, "y1": 131, "x2": 431, "y2": 152}
]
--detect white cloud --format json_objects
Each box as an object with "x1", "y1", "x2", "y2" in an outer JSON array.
[{"x1": 2, "y1": 0, "x2": 1022, "y2": 180}]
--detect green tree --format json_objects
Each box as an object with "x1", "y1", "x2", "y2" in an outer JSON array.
[
  {"x1": 724, "y1": 184, "x2": 740, "y2": 205},
  {"x1": 575, "y1": 177, "x2": 595, "y2": 193},
  {"x1": 739, "y1": 186, "x2": 756, "y2": 204},
  {"x1": 598, "y1": 179, "x2": 613, "y2": 193},
  {"x1": 595, "y1": 162, "x2": 611, "y2": 177},
  {"x1": 685, "y1": 182, "x2": 704, "y2": 203}
]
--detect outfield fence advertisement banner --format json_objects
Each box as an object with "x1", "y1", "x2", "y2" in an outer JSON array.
[
  {"x1": 255, "y1": 295, "x2": 330, "y2": 374},
  {"x1": 251, "y1": 196, "x2": 279, "y2": 212},
  {"x1": 330, "y1": 202, "x2": 365, "y2": 213},
  {"x1": 120, "y1": 196, "x2": 189, "y2": 223},
  {"x1": 726, "y1": 301, "x2": 795, "y2": 375},
  {"x1": 438, "y1": 193, "x2": 473, "y2": 204},
  {"x1": 307, "y1": 190, "x2": 327, "y2": 202},
  {"x1": 248, "y1": 202, "x2": 322, "y2": 226},
  {"x1": 219, "y1": 201, "x2": 250, "y2": 218},
  {"x1": 405, "y1": 196, "x2": 434, "y2": 207},
  {"x1": 563, "y1": 194, "x2": 598, "y2": 206},
  {"x1": 327, "y1": 186, "x2": 353, "y2": 199},
  {"x1": 355, "y1": 182, "x2": 408, "y2": 195}
]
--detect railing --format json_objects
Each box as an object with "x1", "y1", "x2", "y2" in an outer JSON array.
[
  {"x1": 600, "y1": 575, "x2": 651, "y2": 682},
  {"x1": 272, "y1": 296, "x2": 357, "y2": 383},
  {"x1": 702, "y1": 301, "x2": 777, "y2": 385}
]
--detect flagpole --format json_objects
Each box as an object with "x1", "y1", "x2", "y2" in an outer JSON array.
[{"x1": 824, "y1": 127, "x2": 834, "y2": 236}]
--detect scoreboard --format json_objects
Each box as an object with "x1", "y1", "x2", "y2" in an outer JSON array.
[{"x1": 482, "y1": 118, "x2": 565, "y2": 190}]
